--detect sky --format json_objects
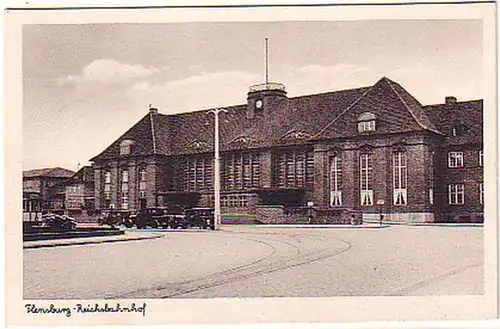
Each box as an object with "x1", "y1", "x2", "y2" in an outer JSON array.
[{"x1": 22, "y1": 20, "x2": 483, "y2": 171}]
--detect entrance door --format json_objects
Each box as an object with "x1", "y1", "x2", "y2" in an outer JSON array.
[{"x1": 139, "y1": 198, "x2": 147, "y2": 210}]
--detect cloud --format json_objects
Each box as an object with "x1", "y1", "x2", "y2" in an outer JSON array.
[
  {"x1": 58, "y1": 59, "x2": 162, "y2": 86},
  {"x1": 129, "y1": 70, "x2": 260, "y2": 111},
  {"x1": 283, "y1": 63, "x2": 379, "y2": 96}
]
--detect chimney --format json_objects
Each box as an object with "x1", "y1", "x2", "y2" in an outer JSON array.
[
  {"x1": 149, "y1": 107, "x2": 158, "y2": 115},
  {"x1": 445, "y1": 96, "x2": 457, "y2": 105}
]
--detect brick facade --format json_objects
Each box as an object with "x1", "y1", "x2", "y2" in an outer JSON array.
[{"x1": 90, "y1": 77, "x2": 483, "y2": 223}]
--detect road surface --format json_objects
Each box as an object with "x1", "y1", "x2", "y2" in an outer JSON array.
[{"x1": 24, "y1": 225, "x2": 483, "y2": 299}]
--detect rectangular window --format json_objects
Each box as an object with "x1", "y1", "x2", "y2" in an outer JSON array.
[
  {"x1": 274, "y1": 149, "x2": 314, "y2": 188},
  {"x1": 223, "y1": 153, "x2": 260, "y2": 190},
  {"x1": 448, "y1": 151, "x2": 464, "y2": 168},
  {"x1": 480, "y1": 182, "x2": 484, "y2": 204},
  {"x1": 121, "y1": 170, "x2": 129, "y2": 209},
  {"x1": 122, "y1": 170, "x2": 128, "y2": 183},
  {"x1": 448, "y1": 184, "x2": 464, "y2": 205},
  {"x1": 329, "y1": 156, "x2": 342, "y2": 206},
  {"x1": 358, "y1": 121, "x2": 376, "y2": 132},
  {"x1": 479, "y1": 150, "x2": 483, "y2": 167},
  {"x1": 360, "y1": 153, "x2": 373, "y2": 206},
  {"x1": 393, "y1": 152, "x2": 407, "y2": 205},
  {"x1": 104, "y1": 171, "x2": 112, "y2": 200},
  {"x1": 183, "y1": 157, "x2": 213, "y2": 191},
  {"x1": 104, "y1": 171, "x2": 111, "y2": 184}
]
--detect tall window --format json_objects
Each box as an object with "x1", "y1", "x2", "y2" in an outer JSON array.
[
  {"x1": 480, "y1": 183, "x2": 484, "y2": 204},
  {"x1": 274, "y1": 150, "x2": 314, "y2": 188},
  {"x1": 448, "y1": 151, "x2": 464, "y2": 168},
  {"x1": 223, "y1": 153, "x2": 260, "y2": 190},
  {"x1": 393, "y1": 152, "x2": 407, "y2": 205},
  {"x1": 448, "y1": 184, "x2": 464, "y2": 205},
  {"x1": 104, "y1": 171, "x2": 111, "y2": 201},
  {"x1": 329, "y1": 156, "x2": 342, "y2": 206},
  {"x1": 360, "y1": 153, "x2": 373, "y2": 205},
  {"x1": 183, "y1": 157, "x2": 213, "y2": 192},
  {"x1": 121, "y1": 170, "x2": 129, "y2": 209},
  {"x1": 479, "y1": 149, "x2": 483, "y2": 167},
  {"x1": 429, "y1": 167, "x2": 434, "y2": 205},
  {"x1": 139, "y1": 168, "x2": 147, "y2": 199}
]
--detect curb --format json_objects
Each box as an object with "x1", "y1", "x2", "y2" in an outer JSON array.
[
  {"x1": 23, "y1": 234, "x2": 163, "y2": 249},
  {"x1": 362, "y1": 220, "x2": 484, "y2": 227},
  {"x1": 220, "y1": 224, "x2": 390, "y2": 229}
]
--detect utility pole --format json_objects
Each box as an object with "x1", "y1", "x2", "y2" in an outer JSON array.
[
  {"x1": 208, "y1": 108, "x2": 228, "y2": 230},
  {"x1": 265, "y1": 37, "x2": 269, "y2": 84}
]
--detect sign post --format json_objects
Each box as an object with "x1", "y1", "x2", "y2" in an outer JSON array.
[{"x1": 376, "y1": 199, "x2": 385, "y2": 226}]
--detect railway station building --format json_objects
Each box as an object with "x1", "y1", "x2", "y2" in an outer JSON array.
[{"x1": 90, "y1": 77, "x2": 483, "y2": 223}]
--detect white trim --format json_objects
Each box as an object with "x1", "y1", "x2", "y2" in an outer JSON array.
[
  {"x1": 448, "y1": 184, "x2": 465, "y2": 205},
  {"x1": 448, "y1": 151, "x2": 464, "y2": 168}
]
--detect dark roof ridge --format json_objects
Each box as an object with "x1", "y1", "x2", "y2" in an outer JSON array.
[
  {"x1": 288, "y1": 85, "x2": 371, "y2": 101},
  {"x1": 382, "y1": 77, "x2": 441, "y2": 134},
  {"x1": 149, "y1": 111, "x2": 157, "y2": 154},
  {"x1": 310, "y1": 84, "x2": 374, "y2": 139},
  {"x1": 166, "y1": 104, "x2": 247, "y2": 117},
  {"x1": 423, "y1": 99, "x2": 483, "y2": 108},
  {"x1": 90, "y1": 112, "x2": 154, "y2": 162}
]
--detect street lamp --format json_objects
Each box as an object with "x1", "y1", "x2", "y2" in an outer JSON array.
[{"x1": 208, "y1": 108, "x2": 228, "y2": 230}]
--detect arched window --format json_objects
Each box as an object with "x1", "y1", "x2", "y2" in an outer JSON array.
[
  {"x1": 329, "y1": 155, "x2": 342, "y2": 206},
  {"x1": 359, "y1": 153, "x2": 373, "y2": 205},
  {"x1": 357, "y1": 112, "x2": 376, "y2": 133},
  {"x1": 393, "y1": 151, "x2": 407, "y2": 205},
  {"x1": 119, "y1": 140, "x2": 134, "y2": 155}
]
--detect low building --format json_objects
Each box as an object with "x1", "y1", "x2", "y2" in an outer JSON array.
[
  {"x1": 64, "y1": 166, "x2": 96, "y2": 219},
  {"x1": 22, "y1": 167, "x2": 75, "y2": 220},
  {"x1": 89, "y1": 77, "x2": 483, "y2": 223}
]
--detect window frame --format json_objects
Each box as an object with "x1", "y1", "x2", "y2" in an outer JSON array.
[
  {"x1": 448, "y1": 151, "x2": 464, "y2": 168},
  {"x1": 393, "y1": 151, "x2": 408, "y2": 206},
  {"x1": 329, "y1": 155, "x2": 342, "y2": 206},
  {"x1": 448, "y1": 184, "x2": 465, "y2": 205},
  {"x1": 359, "y1": 153, "x2": 373, "y2": 206}
]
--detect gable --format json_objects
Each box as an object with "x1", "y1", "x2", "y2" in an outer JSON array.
[
  {"x1": 312, "y1": 77, "x2": 440, "y2": 140},
  {"x1": 90, "y1": 113, "x2": 156, "y2": 162}
]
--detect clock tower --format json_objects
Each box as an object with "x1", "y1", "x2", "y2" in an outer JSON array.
[{"x1": 246, "y1": 82, "x2": 287, "y2": 119}]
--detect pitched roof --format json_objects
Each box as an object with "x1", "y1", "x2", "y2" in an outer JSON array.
[
  {"x1": 423, "y1": 99, "x2": 483, "y2": 146},
  {"x1": 23, "y1": 167, "x2": 75, "y2": 178},
  {"x1": 90, "y1": 111, "x2": 157, "y2": 161},
  {"x1": 91, "y1": 77, "x2": 481, "y2": 161},
  {"x1": 311, "y1": 77, "x2": 441, "y2": 140}
]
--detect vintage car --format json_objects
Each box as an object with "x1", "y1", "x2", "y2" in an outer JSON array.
[
  {"x1": 40, "y1": 213, "x2": 77, "y2": 230},
  {"x1": 182, "y1": 208, "x2": 215, "y2": 230},
  {"x1": 98, "y1": 209, "x2": 134, "y2": 228},
  {"x1": 133, "y1": 208, "x2": 184, "y2": 229}
]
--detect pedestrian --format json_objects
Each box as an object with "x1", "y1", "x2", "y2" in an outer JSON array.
[{"x1": 351, "y1": 214, "x2": 356, "y2": 225}]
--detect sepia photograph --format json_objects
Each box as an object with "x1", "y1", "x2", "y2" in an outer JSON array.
[{"x1": 4, "y1": 1, "x2": 498, "y2": 326}]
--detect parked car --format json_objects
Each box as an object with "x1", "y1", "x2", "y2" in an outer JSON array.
[
  {"x1": 182, "y1": 208, "x2": 215, "y2": 230},
  {"x1": 133, "y1": 208, "x2": 184, "y2": 229},
  {"x1": 41, "y1": 213, "x2": 77, "y2": 230},
  {"x1": 98, "y1": 209, "x2": 134, "y2": 228}
]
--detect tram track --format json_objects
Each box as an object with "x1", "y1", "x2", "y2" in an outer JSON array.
[{"x1": 114, "y1": 230, "x2": 351, "y2": 299}]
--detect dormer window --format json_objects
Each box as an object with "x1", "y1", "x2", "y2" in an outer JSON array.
[
  {"x1": 357, "y1": 112, "x2": 376, "y2": 133},
  {"x1": 451, "y1": 123, "x2": 466, "y2": 136},
  {"x1": 120, "y1": 140, "x2": 133, "y2": 155}
]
